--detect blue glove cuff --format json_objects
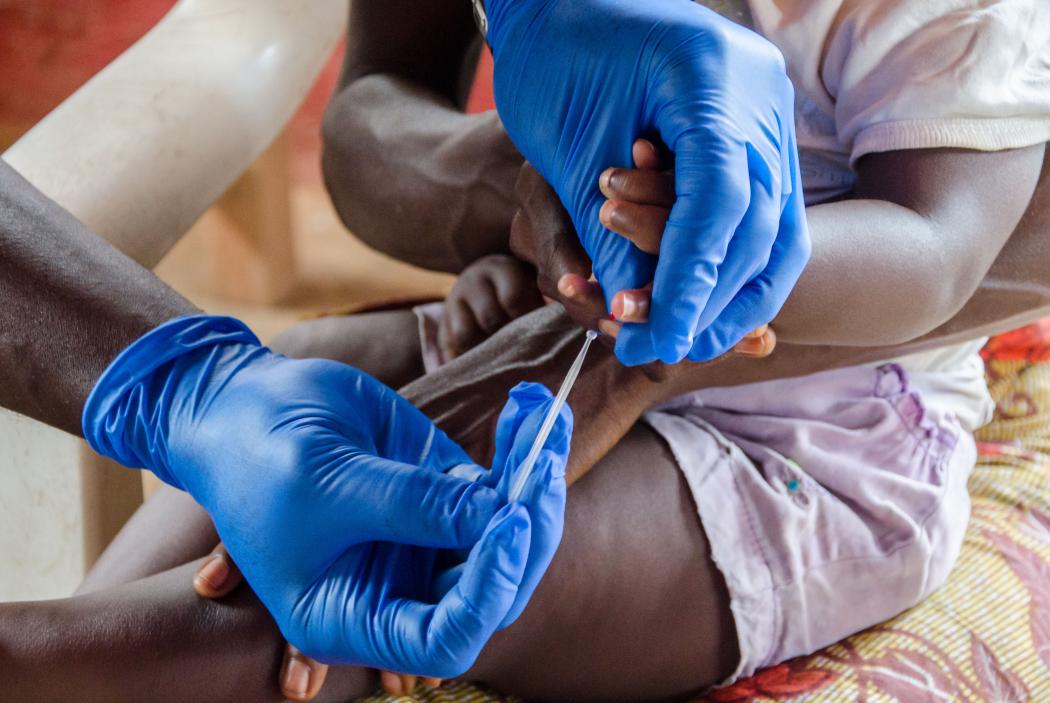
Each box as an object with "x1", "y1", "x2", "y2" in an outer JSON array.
[{"x1": 82, "y1": 314, "x2": 260, "y2": 484}]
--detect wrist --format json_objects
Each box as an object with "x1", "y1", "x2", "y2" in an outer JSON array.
[{"x1": 82, "y1": 314, "x2": 261, "y2": 487}]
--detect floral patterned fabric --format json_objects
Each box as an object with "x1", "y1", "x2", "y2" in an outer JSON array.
[{"x1": 354, "y1": 323, "x2": 1050, "y2": 703}]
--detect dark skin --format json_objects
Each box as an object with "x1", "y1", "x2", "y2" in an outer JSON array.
[
  {"x1": 54, "y1": 1, "x2": 1045, "y2": 696},
  {"x1": 66, "y1": 138, "x2": 1050, "y2": 703},
  {"x1": 4, "y1": 1, "x2": 1048, "y2": 699},
  {"x1": 0, "y1": 159, "x2": 196, "y2": 433},
  {"x1": 322, "y1": 1, "x2": 520, "y2": 273}
]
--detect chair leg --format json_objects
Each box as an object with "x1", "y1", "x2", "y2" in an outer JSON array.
[{"x1": 207, "y1": 132, "x2": 297, "y2": 305}]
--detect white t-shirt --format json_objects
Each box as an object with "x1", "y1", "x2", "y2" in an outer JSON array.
[{"x1": 701, "y1": 0, "x2": 1049, "y2": 428}]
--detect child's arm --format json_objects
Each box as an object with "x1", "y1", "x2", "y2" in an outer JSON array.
[{"x1": 597, "y1": 141, "x2": 1044, "y2": 347}]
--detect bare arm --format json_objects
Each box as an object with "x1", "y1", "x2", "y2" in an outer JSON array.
[
  {"x1": 322, "y1": 0, "x2": 521, "y2": 272},
  {"x1": 426, "y1": 145, "x2": 1050, "y2": 481},
  {"x1": 0, "y1": 564, "x2": 375, "y2": 703},
  {"x1": 774, "y1": 146, "x2": 1044, "y2": 345},
  {"x1": 0, "y1": 159, "x2": 196, "y2": 434}
]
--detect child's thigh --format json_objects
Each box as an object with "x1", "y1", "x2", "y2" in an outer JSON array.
[
  {"x1": 468, "y1": 423, "x2": 738, "y2": 702},
  {"x1": 270, "y1": 310, "x2": 424, "y2": 388}
]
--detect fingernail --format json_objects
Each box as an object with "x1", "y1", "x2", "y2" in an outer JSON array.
[
  {"x1": 599, "y1": 200, "x2": 614, "y2": 227},
  {"x1": 598, "y1": 319, "x2": 620, "y2": 338},
  {"x1": 621, "y1": 296, "x2": 638, "y2": 320},
  {"x1": 281, "y1": 653, "x2": 311, "y2": 699},
  {"x1": 745, "y1": 325, "x2": 769, "y2": 339},
  {"x1": 194, "y1": 553, "x2": 230, "y2": 592},
  {"x1": 600, "y1": 168, "x2": 615, "y2": 192},
  {"x1": 557, "y1": 275, "x2": 577, "y2": 299},
  {"x1": 734, "y1": 336, "x2": 770, "y2": 357}
]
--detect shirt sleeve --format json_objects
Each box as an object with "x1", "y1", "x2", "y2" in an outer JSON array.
[{"x1": 823, "y1": 0, "x2": 1050, "y2": 165}]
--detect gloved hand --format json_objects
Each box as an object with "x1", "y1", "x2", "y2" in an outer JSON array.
[
  {"x1": 486, "y1": 0, "x2": 811, "y2": 365},
  {"x1": 440, "y1": 381, "x2": 571, "y2": 628},
  {"x1": 83, "y1": 315, "x2": 571, "y2": 677}
]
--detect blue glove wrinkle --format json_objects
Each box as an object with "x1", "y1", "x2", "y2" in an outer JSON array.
[{"x1": 83, "y1": 315, "x2": 259, "y2": 487}]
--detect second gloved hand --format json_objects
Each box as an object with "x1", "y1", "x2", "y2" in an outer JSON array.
[
  {"x1": 486, "y1": 0, "x2": 811, "y2": 365},
  {"x1": 82, "y1": 315, "x2": 571, "y2": 677}
]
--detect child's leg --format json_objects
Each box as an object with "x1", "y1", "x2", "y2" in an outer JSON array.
[
  {"x1": 469, "y1": 422, "x2": 737, "y2": 700},
  {"x1": 2, "y1": 562, "x2": 377, "y2": 703}
]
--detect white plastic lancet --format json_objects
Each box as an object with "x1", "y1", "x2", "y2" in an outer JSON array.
[{"x1": 508, "y1": 329, "x2": 598, "y2": 502}]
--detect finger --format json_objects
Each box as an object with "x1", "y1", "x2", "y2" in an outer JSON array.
[
  {"x1": 439, "y1": 298, "x2": 486, "y2": 360},
  {"x1": 393, "y1": 503, "x2": 530, "y2": 678},
  {"x1": 488, "y1": 382, "x2": 566, "y2": 484},
  {"x1": 499, "y1": 450, "x2": 567, "y2": 627},
  {"x1": 508, "y1": 210, "x2": 537, "y2": 265},
  {"x1": 599, "y1": 200, "x2": 667, "y2": 254},
  {"x1": 422, "y1": 677, "x2": 443, "y2": 689},
  {"x1": 555, "y1": 273, "x2": 606, "y2": 330},
  {"x1": 280, "y1": 645, "x2": 329, "y2": 702},
  {"x1": 599, "y1": 169, "x2": 674, "y2": 207},
  {"x1": 649, "y1": 131, "x2": 751, "y2": 363},
  {"x1": 334, "y1": 457, "x2": 503, "y2": 549},
  {"x1": 467, "y1": 278, "x2": 512, "y2": 335},
  {"x1": 686, "y1": 143, "x2": 782, "y2": 352},
  {"x1": 611, "y1": 286, "x2": 652, "y2": 324},
  {"x1": 733, "y1": 326, "x2": 777, "y2": 358},
  {"x1": 193, "y1": 544, "x2": 242, "y2": 599},
  {"x1": 489, "y1": 262, "x2": 545, "y2": 320},
  {"x1": 632, "y1": 138, "x2": 664, "y2": 171},
  {"x1": 598, "y1": 317, "x2": 622, "y2": 338},
  {"x1": 380, "y1": 670, "x2": 403, "y2": 696},
  {"x1": 687, "y1": 186, "x2": 810, "y2": 361}
]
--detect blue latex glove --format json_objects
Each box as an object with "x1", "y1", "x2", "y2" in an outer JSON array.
[
  {"x1": 487, "y1": 0, "x2": 811, "y2": 365},
  {"x1": 442, "y1": 381, "x2": 571, "y2": 628},
  {"x1": 83, "y1": 315, "x2": 570, "y2": 677}
]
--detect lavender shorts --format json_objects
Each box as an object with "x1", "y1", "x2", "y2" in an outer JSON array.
[{"x1": 415, "y1": 303, "x2": 986, "y2": 681}]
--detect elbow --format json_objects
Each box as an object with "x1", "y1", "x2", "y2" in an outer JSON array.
[
  {"x1": 888, "y1": 260, "x2": 986, "y2": 344},
  {"x1": 320, "y1": 92, "x2": 363, "y2": 234},
  {"x1": 320, "y1": 90, "x2": 408, "y2": 263}
]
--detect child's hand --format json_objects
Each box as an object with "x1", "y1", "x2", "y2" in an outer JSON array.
[
  {"x1": 597, "y1": 140, "x2": 776, "y2": 359},
  {"x1": 509, "y1": 162, "x2": 607, "y2": 332},
  {"x1": 439, "y1": 254, "x2": 545, "y2": 360}
]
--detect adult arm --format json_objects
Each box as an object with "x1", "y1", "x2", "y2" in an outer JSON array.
[
  {"x1": 322, "y1": 0, "x2": 520, "y2": 272},
  {"x1": 0, "y1": 159, "x2": 195, "y2": 434}
]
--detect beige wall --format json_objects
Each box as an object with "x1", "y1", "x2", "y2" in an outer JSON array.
[{"x1": 0, "y1": 410, "x2": 85, "y2": 600}]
